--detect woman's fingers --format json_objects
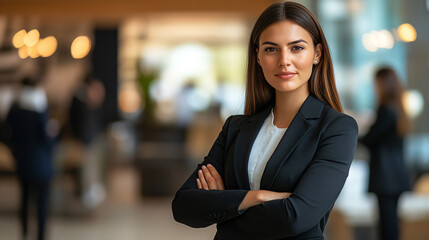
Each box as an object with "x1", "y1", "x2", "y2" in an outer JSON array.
[
  {"x1": 201, "y1": 165, "x2": 217, "y2": 189},
  {"x1": 196, "y1": 178, "x2": 202, "y2": 189},
  {"x1": 198, "y1": 170, "x2": 209, "y2": 190},
  {"x1": 207, "y1": 164, "x2": 225, "y2": 190},
  {"x1": 197, "y1": 164, "x2": 225, "y2": 190}
]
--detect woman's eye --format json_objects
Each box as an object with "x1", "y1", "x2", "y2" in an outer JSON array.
[
  {"x1": 292, "y1": 46, "x2": 304, "y2": 51},
  {"x1": 264, "y1": 47, "x2": 277, "y2": 53}
]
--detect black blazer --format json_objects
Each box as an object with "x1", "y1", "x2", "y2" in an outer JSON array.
[
  {"x1": 6, "y1": 104, "x2": 55, "y2": 181},
  {"x1": 360, "y1": 105, "x2": 411, "y2": 195},
  {"x1": 172, "y1": 95, "x2": 358, "y2": 240}
]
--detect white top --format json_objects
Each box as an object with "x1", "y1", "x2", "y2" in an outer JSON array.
[{"x1": 248, "y1": 109, "x2": 287, "y2": 190}]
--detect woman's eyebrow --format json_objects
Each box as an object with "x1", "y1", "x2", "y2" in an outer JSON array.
[
  {"x1": 261, "y1": 39, "x2": 308, "y2": 46},
  {"x1": 287, "y1": 39, "x2": 308, "y2": 45},
  {"x1": 261, "y1": 41, "x2": 279, "y2": 46}
]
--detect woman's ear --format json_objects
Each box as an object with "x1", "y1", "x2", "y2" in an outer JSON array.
[
  {"x1": 256, "y1": 48, "x2": 260, "y2": 65},
  {"x1": 314, "y1": 43, "x2": 322, "y2": 64}
]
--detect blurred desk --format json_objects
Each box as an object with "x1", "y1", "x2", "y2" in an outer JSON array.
[
  {"x1": 331, "y1": 159, "x2": 429, "y2": 240},
  {"x1": 136, "y1": 141, "x2": 188, "y2": 196},
  {"x1": 0, "y1": 143, "x2": 14, "y2": 174},
  {"x1": 400, "y1": 193, "x2": 429, "y2": 240}
]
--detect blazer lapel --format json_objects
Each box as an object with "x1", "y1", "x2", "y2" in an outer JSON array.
[
  {"x1": 260, "y1": 95, "x2": 324, "y2": 189},
  {"x1": 233, "y1": 105, "x2": 272, "y2": 190}
]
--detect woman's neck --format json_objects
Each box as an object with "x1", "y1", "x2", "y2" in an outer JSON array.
[{"x1": 273, "y1": 90, "x2": 309, "y2": 128}]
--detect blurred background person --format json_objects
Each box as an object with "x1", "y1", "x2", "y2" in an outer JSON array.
[
  {"x1": 360, "y1": 67, "x2": 412, "y2": 240},
  {"x1": 66, "y1": 73, "x2": 106, "y2": 208},
  {"x1": 5, "y1": 74, "x2": 59, "y2": 240}
]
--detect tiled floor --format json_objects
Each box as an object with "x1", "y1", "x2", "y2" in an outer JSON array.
[
  {"x1": 0, "y1": 198, "x2": 216, "y2": 240},
  {"x1": 0, "y1": 167, "x2": 216, "y2": 240}
]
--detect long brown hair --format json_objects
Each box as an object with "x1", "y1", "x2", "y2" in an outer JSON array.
[
  {"x1": 244, "y1": 1, "x2": 342, "y2": 115},
  {"x1": 375, "y1": 67, "x2": 410, "y2": 136}
]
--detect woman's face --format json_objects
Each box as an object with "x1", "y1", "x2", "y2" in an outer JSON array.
[{"x1": 257, "y1": 20, "x2": 321, "y2": 97}]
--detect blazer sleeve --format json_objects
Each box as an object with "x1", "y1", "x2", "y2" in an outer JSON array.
[
  {"x1": 216, "y1": 115, "x2": 358, "y2": 239},
  {"x1": 360, "y1": 106, "x2": 396, "y2": 147},
  {"x1": 172, "y1": 116, "x2": 249, "y2": 228}
]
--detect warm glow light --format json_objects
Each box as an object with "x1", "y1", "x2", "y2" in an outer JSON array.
[
  {"x1": 398, "y1": 23, "x2": 417, "y2": 42},
  {"x1": 403, "y1": 90, "x2": 424, "y2": 118},
  {"x1": 119, "y1": 89, "x2": 142, "y2": 113},
  {"x1": 378, "y1": 30, "x2": 394, "y2": 49},
  {"x1": 71, "y1": 36, "x2": 91, "y2": 59},
  {"x1": 362, "y1": 33, "x2": 377, "y2": 52},
  {"x1": 12, "y1": 29, "x2": 26, "y2": 48},
  {"x1": 23, "y1": 29, "x2": 40, "y2": 47},
  {"x1": 362, "y1": 30, "x2": 395, "y2": 52},
  {"x1": 37, "y1": 36, "x2": 57, "y2": 57},
  {"x1": 27, "y1": 45, "x2": 40, "y2": 58},
  {"x1": 18, "y1": 46, "x2": 29, "y2": 59},
  {"x1": 368, "y1": 31, "x2": 379, "y2": 50}
]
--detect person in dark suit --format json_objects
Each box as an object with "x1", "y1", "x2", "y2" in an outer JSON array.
[
  {"x1": 6, "y1": 76, "x2": 57, "y2": 240},
  {"x1": 360, "y1": 67, "x2": 411, "y2": 240},
  {"x1": 172, "y1": 2, "x2": 358, "y2": 239}
]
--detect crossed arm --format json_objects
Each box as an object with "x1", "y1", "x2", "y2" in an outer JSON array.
[
  {"x1": 173, "y1": 114, "x2": 358, "y2": 238},
  {"x1": 197, "y1": 164, "x2": 291, "y2": 211}
]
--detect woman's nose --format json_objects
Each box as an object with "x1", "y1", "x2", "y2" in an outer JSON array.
[{"x1": 278, "y1": 50, "x2": 290, "y2": 67}]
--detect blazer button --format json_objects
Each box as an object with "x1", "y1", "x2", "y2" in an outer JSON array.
[{"x1": 206, "y1": 212, "x2": 212, "y2": 220}]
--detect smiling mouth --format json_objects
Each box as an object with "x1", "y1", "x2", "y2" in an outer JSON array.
[{"x1": 275, "y1": 72, "x2": 296, "y2": 80}]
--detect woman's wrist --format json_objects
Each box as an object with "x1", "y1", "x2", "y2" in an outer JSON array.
[
  {"x1": 255, "y1": 190, "x2": 267, "y2": 203},
  {"x1": 238, "y1": 190, "x2": 260, "y2": 210},
  {"x1": 238, "y1": 190, "x2": 291, "y2": 211}
]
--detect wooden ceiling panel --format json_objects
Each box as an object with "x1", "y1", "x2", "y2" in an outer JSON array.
[{"x1": 0, "y1": 0, "x2": 279, "y2": 20}]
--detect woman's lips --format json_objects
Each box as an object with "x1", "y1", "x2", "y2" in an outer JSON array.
[{"x1": 275, "y1": 72, "x2": 296, "y2": 80}]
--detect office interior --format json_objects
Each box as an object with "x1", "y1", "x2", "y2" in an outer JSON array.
[{"x1": 0, "y1": 0, "x2": 429, "y2": 239}]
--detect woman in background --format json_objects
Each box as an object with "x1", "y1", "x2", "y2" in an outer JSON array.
[{"x1": 361, "y1": 67, "x2": 411, "y2": 240}]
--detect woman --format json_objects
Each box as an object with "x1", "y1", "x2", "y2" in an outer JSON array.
[
  {"x1": 360, "y1": 67, "x2": 411, "y2": 240},
  {"x1": 172, "y1": 2, "x2": 358, "y2": 239}
]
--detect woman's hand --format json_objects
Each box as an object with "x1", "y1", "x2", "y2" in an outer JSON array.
[
  {"x1": 195, "y1": 164, "x2": 290, "y2": 211},
  {"x1": 238, "y1": 190, "x2": 291, "y2": 211},
  {"x1": 196, "y1": 164, "x2": 225, "y2": 190}
]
